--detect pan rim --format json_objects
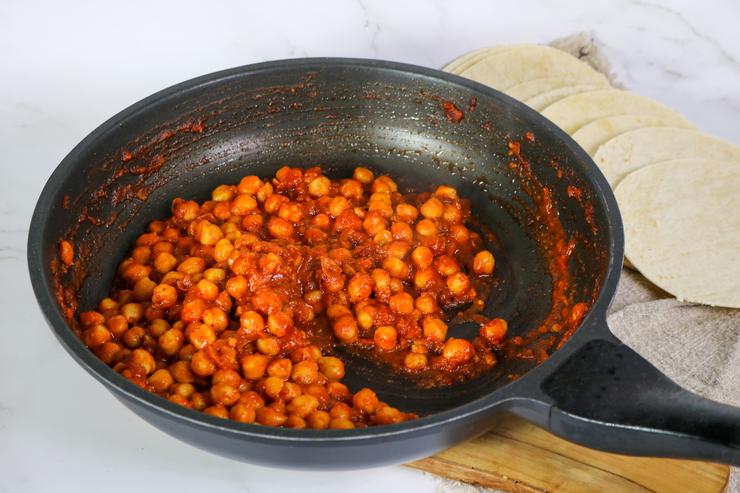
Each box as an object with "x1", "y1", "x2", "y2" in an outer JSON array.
[{"x1": 27, "y1": 57, "x2": 624, "y2": 444}]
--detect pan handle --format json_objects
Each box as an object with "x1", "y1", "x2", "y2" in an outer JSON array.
[{"x1": 538, "y1": 316, "x2": 740, "y2": 466}]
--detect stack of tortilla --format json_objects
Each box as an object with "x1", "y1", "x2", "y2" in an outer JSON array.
[{"x1": 445, "y1": 45, "x2": 740, "y2": 309}]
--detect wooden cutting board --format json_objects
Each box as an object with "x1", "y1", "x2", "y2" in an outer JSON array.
[{"x1": 408, "y1": 415, "x2": 729, "y2": 492}]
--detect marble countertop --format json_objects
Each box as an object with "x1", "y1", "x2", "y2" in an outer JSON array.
[{"x1": 3, "y1": 1, "x2": 740, "y2": 492}]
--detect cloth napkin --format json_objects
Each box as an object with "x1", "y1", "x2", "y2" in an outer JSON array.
[{"x1": 433, "y1": 33, "x2": 740, "y2": 493}]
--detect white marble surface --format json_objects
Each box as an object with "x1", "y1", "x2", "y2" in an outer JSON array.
[{"x1": 3, "y1": 1, "x2": 740, "y2": 492}]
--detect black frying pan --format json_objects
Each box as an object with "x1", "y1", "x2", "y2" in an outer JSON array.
[{"x1": 27, "y1": 59, "x2": 740, "y2": 469}]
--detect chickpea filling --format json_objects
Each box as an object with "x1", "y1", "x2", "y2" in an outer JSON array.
[{"x1": 79, "y1": 166, "x2": 508, "y2": 428}]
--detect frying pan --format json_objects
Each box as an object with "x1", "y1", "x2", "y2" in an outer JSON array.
[{"x1": 27, "y1": 59, "x2": 740, "y2": 469}]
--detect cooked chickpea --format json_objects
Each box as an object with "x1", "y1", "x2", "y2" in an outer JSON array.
[
  {"x1": 394, "y1": 203, "x2": 418, "y2": 223},
  {"x1": 129, "y1": 348, "x2": 156, "y2": 375},
  {"x1": 414, "y1": 293, "x2": 438, "y2": 315},
  {"x1": 423, "y1": 316, "x2": 448, "y2": 342},
  {"x1": 204, "y1": 405, "x2": 229, "y2": 419},
  {"x1": 435, "y1": 255, "x2": 460, "y2": 276},
  {"x1": 340, "y1": 179, "x2": 363, "y2": 200},
  {"x1": 480, "y1": 318, "x2": 508, "y2": 345},
  {"x1": 190, "y1": 350, "x2": 216, "y2": 377},
  {"x1": 159, "y1": 328, "x2": 184, "y2": 356},
  {"x1": 353, "y1": 388, "x2": 379, "y2": 414},
  {"x1": 446, "y1": 272, "x2": 471, "y2": 295},
  {"x1": 84, "y1": 324, "x2": 111, "y2": 348},
  {"x1": 373, "y1": 326, "x2": 397, "y2": 351},
  {"x1": 154, "y1": 252, "x2": 178, "y2": 274},
  {"x1": 389, "y1": 292, "x2": 414, "y2": 314},
  {"x1": 415, "y1": 218, "x2": 438, "y2": 237},
  {"x1": 347, "y1": 272, "x2": 374, "y2": 303},
  {"x1": 442, "y1": 338, "x2": 475, "y2": 366},
  {"x1": 353, "y1": 167, "x2": 374, "y2": 184},
  {"x1": 267, "y1": 311, "x2": 292, "y2": 337},
  {"x1": 267, "y1": 358, "x2": 292, "y2": 380},
  {"x1": 442, "y1": 204, "x2": 462, "y2": 223},
  {"x1": 238, "y1": 175, "x2": 263, "y2": 195},
  {"x1": 120, "y1": 302, "x2": 144, "y2": 323},
  {"x1": 318, "y1": 356, "x2": 345, "y2": 381},
  {"x1": 267, "y1": 216, "x2": 294, "y2": 239},
  {"x1": 332, "y1": 315, "x2": 358, "y2": 343},
  {"x1": 420, "y1": 197, "x2": 444, "y2": 219},
  {"x1": 287, "y1": 394, "x2": 320, "y2": 418},
  {"x1": 473, "y1": 250, "x2": 495, "y2": 275},
  {"x1": 382, "y1": 257, "x2": 410, "y2": 280},
  {"x1": 307, "y1": 410, "x2": 331, "y2": 429},
  {"x1": 230, "y1": 403, "x2": 256, "y2": 423},
  {"x1": 148, "y1": 369, "x2": 174, "y2": 393},
  {"x1": 404, "y1": 352, "x2": 428, "y2": 371},
  {"x1": 256, "y1": 337, "x2": 281, "y2": 356},
  {"x1": 291, "y1": 360, "x2": 320, "y2": 385},
  {"x1": 170, "y1": 360, "x2": 194, "y2": 383}
]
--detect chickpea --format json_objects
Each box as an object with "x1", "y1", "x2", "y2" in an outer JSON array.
[
  {"x1": 442, "y1": 338, "x2": 475, "y2": 366},
  {"x1": 480, "y1": 318, "x2": 508, "y2": 345},
  {"x1": 340, "y1": 179, "x2": 363, "y2": 200},
  {"x1": 267, "y1": 216, "x2": 294, "y2": 239},
  {"x1": 353, "y1": 388, "x2": 379, "y2": 414},
  {"x1": 373, "y1": 326, "x2": 397, "y2": 351},
  {"x1": 97, "y1": 342, "x2": 121, "y2": 365},
  {"x1": 186, "y1": 323, "x2": 215, "y2": 350},
  {"x1": 347, "y1": 272, "x2": 374, "y2": 303},
  {"x1": 420, "y1": 197, "x2": 444, "y2": 219},
  {"x1": 202, "y1": 307, "x2": 228, "y2": 332},
  {"x1": 239, "y1": 391, "x2": 265, "y2": 410},
  {"x1": 371, "y1": 176, "x2": 397, "y2": 193},
  {"x1": 291, "y1": 360, "x2": 320, "y2": 385},
  {"x1": 308, "y1": 176, "x2": 331, "y2": 197},
  {"x1": 226, "y1": 275, "x2": 248, "y2": 299},
  {"x1": 151, "y1": 283, "x2": 177, "y2": 309},
  {"x1": 328, "y1": 196, "x2": 350, "y2": 218},
  {"x1": 280, "y1": 381, "x2": 302, "y2": 401},
  {"x1": 449, "y1": 224, "x2": 470, "y2": 243},
  {"x1": 414, "y1": 293, "x2": 438, "y2": 315},
  {"x1": 414, "y1": 267, "x2": 438, "y2": 290},
  {"x1": 159, "y1": 328, "x2": 184, "y2": 356},
  {"x1": 260, "y1": 376, "x2": 284, "y2": 400},
  {"x1": 389, "y1": 292, "x2": 414, "y2": 314},
  {"x1": 178, "y1": 257, "x2": 206, "y2": 275},
  {"x1": 191, "y1": 392, "x2": 211, "y2": 411},
  {"x1": 385, "y1": 239, "x2": 411, "y2": 259},
  {"x1": 122, "y1": 326, "x2": 146, "y2": 349},
  {"x1": 446, "y1": 272, "x2": 471, "y2": 296},
  {"x1": 422, "y1": 316, "x2": 448, "y2": 342},
  {"x1": 285, "y1": 416, "x2": 307, "y2": 429},
  {"x1": 442, "y1": 204, "x2": 462, "y2": 223},
  {"x1": 415, "y1": 218, "x2": 438, "y2": 237},
  {"x1": 307, "y1": 410, "x2": 331, "y2": 429},
  {"x1": 287, "y1": 394, "x2": 320, "y2": 418},
  {"x1": 290, "y1": 345, "x2": 322, "y2": 363},
  {"x1": 172, "y1": 383, "x2": 196, "y2": 399},
  {"x1": 256, "y1": 407, "x2": 287, "y2": 427},
  {"x1": 120, "y1": 303, "x2": 144, "y2": 324},
  {"x1": 267, "y1": 358, "x2": 293, "y2": 380},
  {"x1": 373, "y1": 229, "x2": 393, "y2": 245},
  {"x1": 129, "y1": 348, "x2": 156, "y2": 375},
  {"x1": 404, "y1": 352, "x2": 428, "y2": 371},
  {"x1": 84, "y1": 324, "x2": 111, "y2": 348},
  {"x1": 107, "y1": 315, "x2": 129, "y2": 338},
  {"x1": 326, "y1": 304, "x2": 352, "y2": 320},
  {"x1": 353, "y1": 167, "x2": 374, "y2": 184},
  {"x1": 332, "y1": 315, "x2": 358, "y2": 343},
  {"x1": 330, "y1": 418, "x2": 355, "y2": 429},
  {"x1": 256, "y1": 337, "x2": 281, "y2": 356},
  {"x1": 230, "y1": 403, "x2": 257, "y2": 423},
  {"x1": 267, "y1": 311, "x2": 292, "y2": 337},
  {"x1": 148, "y1": 369, "x2": 174, "y2": 393},
  {"x1": 355, "y1": 303, "x2": 376, "y2": 330},
  {"x1": 394, "y1": 203, "x2": 418, "y2": 223},
  {"x1": 435, "y1": 255, "x2": 460, "y2": 276},
  {"x1": 230, "y1": 194, "x2": 257, "y2": 216},
  {"x1": 390, "y1": 223, "x2": 414, "y2": 242},
  {"x1": 196, "y1": 221, "x2": 224, "y2": 246},
  {"x1": 204, "y1": 405, "x2": 229, "y2": 419},
  {"x1": 238, "y1": 175, "x2": 263, "y2": 195},
  {"x1": 473, "y1": 250, "x2": 495, "y2": 275},
  {"x1": 411, "y1": 246, "x2": 433, "y2": 269},
  {"x1": 210, "y1": 384, "x2": 240, "y2": 407},
  {"x1": 213, "y1": 239, "x2": 234, "y2": 263},
  {"x1": 382, "y1": 257, "x2": 409, "y2": 280},
  {"x1": 318, "y1": 356, "x2": 345, "y2": 381},
  {"x1": 190, "y1": 350, "x2": 216, "y2": 377},
  {"x1": 153, "y1": 252, "x2": 177, "y2": 274},
  {"x1": 170, "y1": 360, "x2": 195, "y2": 383}
]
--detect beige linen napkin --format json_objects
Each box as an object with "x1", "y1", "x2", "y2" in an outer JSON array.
[{"x1": 433, "y1": 34, "x2": 740, "y2": 493}]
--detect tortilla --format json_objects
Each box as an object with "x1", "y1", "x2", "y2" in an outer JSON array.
[
  {"x1": 459, "y1": 45, "x2": 610, "y2": 91},
  {"x1": 615, "y1": 159, "x2": 740, "y2": 308},
  {"x1": 593, "y1": 127, "x2": 740, "y2": 186},
  {"x1": 571, "y1": 114, "x2": 692, "y2": 155},
  {"x1": 443, "y1": 46, "x2": 512, "y2": 74},
  {"x1": 540, "y1": 89, "x2": 692, "y2": 134},
  {"x1": 504, "y1": 77, "x2": 590, "y2": 101},
  {"x1": 524, "y1": 84, "x2": 603, "y2": 111}
]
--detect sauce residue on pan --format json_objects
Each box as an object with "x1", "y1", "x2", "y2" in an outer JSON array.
[{"x1": 504, "y1": 140, "x2": 592, "y2": 362}]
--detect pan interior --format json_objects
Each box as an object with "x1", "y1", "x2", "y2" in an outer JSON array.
[{"x1": 40, "y1": 63, "x2": 611, "y2": 415}]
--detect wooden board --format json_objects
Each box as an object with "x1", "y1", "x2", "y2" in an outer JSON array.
[{"x1": 408, "y1": 415, "x2": 729, "y2": 493}]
